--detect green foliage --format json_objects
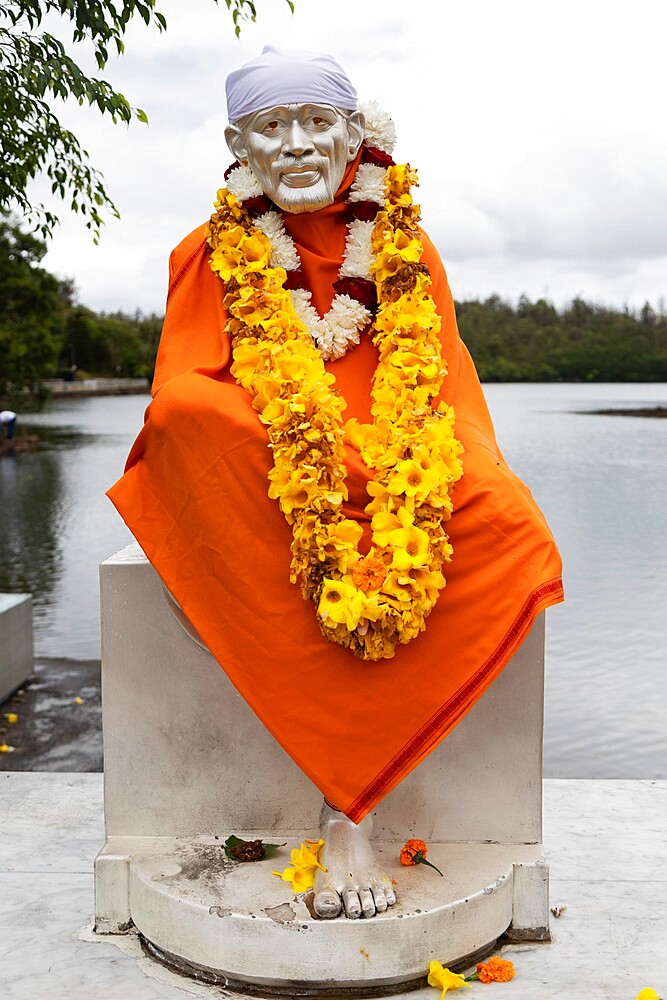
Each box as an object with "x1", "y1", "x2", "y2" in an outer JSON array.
[
  {"x1": 0, "y1": 216, "x2": 72, "y2": 391},
  {"x1": 456, "y1": 295, "x2": 667, "y2": 382},
  {"x1": 223, "y1": 0, "x2": 294, "y2": 37},
  {"x1": 5, "y1": 213, "x2": 664, "y2": 395},
  {"x1": 0, "y1": 1, "x2": 294, "y2": 240},
  {"x1": 0, "y1": 216, "x2": 163, "y2": 397},
  {"x1": 61, "y1": 305, "x2": 162, "y2": 378}
]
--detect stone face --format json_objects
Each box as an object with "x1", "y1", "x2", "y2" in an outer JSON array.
[{"x1": 0, "y1": 593, "x2": 33, "y2": 704}]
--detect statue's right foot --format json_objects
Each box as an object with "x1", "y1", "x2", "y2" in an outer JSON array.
[{"x1": 313, "y1": 802, "x2": 397, "y2": 920}]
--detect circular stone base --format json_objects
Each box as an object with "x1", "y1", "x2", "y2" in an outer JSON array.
[
  {"x1": 122, "y1": 837, "x2": 521, "y2": 995},
  {"x1": 142, "y1": 935, "x2": 499, "y2": 997}
]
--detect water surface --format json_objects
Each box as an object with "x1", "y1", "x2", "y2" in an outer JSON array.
[{"x1": 1, "y1": 384, "x2": 665, "y2": 779}]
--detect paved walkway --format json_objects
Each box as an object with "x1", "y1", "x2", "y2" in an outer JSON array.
[{"x1": 0, "y1": 774, "x2": 664, "y2": 999}]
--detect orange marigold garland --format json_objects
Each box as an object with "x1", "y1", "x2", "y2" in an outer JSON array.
[{"x1": 206, "y1": 156, "x2": 463, "y2": 661}]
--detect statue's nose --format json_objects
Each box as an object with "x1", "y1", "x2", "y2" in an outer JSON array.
[{"x1": 283, "y1": 121, "x2": 315, "y2": 157}]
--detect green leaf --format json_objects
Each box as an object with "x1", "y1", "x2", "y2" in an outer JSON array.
[
  {"x1": 222, "y1": 834, "x2": 286, "y2": 862},
  {"x1": 259, "y1": 842, "x2": 286, "y2": 860},
  {"x1": 223, "y1": 834, "x2": 244, "y2": 849},
  {"x1": 0, "y1": 0, "x2": 299, "y2": 242}
]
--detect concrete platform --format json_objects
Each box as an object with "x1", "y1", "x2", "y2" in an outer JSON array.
[
  {"x1": 1, "y1": 774, "x2": 665, "y2": 999},
  {"x1": 95, "y1": 835, "x2": 546, "y2": 991}
]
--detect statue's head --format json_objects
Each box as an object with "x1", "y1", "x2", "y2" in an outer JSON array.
[{"x1": 225, "y1": 47, "x2": 365, "y2": 214}]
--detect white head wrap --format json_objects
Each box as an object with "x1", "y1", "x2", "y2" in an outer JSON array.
[{"x1": 225, "y1": 46, "x2": 358, "y2": 123}]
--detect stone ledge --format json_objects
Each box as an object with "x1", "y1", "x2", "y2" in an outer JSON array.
[
  {"x1": 0, "y1": 593, "x2": 33, "y2": 705},
  {"x1": 95, "y1": 836, "x2": 547, "y2": 994}
]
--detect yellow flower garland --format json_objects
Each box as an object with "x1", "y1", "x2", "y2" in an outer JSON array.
[{"x1": 206, "y1": 164, "x2": 463, "y2": 660}]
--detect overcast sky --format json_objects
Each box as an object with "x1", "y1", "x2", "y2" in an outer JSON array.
[{"x1": 34, "y1": 0, "x2": 667, "y2": 316}]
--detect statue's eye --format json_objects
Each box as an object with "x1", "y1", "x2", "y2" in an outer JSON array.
[
  {"x1": 264, "y1": 120, "x2": 280, "y2": 133},
  {"x1": 312, "y1": 116, "x2": 328, "y2": 127}
]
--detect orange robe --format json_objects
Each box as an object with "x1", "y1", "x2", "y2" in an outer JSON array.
[{"x1": 108, "y1": 162, "x2": 563, "y2": 822}]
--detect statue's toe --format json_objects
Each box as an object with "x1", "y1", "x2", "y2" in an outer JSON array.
[
  {"x1": 385, "y1": 884, "x2": 397, "y2": 907},
  {"x1": 342, "y1": 887, "x2": 362, "y2": 919},
  {"x1": 313, "y1": 888, "x2": 342, "y2": 920},
  {"x1": 359, "y1": 887, "x2": 376, "y2": 917},
  {"x1": 373, "y1": 887, "x2": 388, "y2": 913}
]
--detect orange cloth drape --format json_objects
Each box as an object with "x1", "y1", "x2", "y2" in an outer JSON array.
[{"x1": 108, "y1": 162, "x2": 563, "y2": 822}]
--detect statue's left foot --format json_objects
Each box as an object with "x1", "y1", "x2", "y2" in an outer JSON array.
[{"x1": 313, "y1": 803, "x2": 397, "y2": 919}]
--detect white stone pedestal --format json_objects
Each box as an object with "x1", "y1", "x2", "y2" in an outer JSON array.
[
  {"x1": 0, "y1": 593, "x2": 33, "y2": 704},
  {"x1": 95, "y1": 544, "x2": 550, "y2": 995}
]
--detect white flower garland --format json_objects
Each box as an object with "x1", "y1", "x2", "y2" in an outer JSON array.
[
  {"x1": 357, "y1": 99, "x2": 397, "y2": 154},
  {"x1": 224, "y1": 102, "x2": 397, "y2": 361},
  {"x1": 254, "y1": 211, "x2": 301, "y2": 271}
]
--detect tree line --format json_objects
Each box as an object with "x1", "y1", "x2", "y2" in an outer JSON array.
[
  {"x1": 0, "y1": 216, "x2": 161, "y2": 402},
  {"x1": 2, "y1": 215, "x2": 666, "y2": 405},
  {"x1": 457, "y1": 295, "x2": 667, "y2": 382}
]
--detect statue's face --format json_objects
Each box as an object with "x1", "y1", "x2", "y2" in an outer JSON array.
[{"x1": 226, "y1": 103, "x2": 365, "y2": 214}]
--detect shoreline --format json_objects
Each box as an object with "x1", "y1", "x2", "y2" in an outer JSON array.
[
  {"x1": 41, "y1": 376, "x2": 150, "y2": 398},
  {"x1": 580, "y1": 405, "x2": 667, "y2": 418},
  {"x1": 0, "y1": 657, "x2": 102, "y2": 772}
]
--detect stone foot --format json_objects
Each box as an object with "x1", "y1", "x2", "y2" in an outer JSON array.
[{"x1": 313, "y1": 802, "x2": 397, "y2": 920}]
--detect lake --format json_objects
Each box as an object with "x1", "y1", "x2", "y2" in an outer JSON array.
[{"x1": 1, "y1": 383, "x2": 666, "y2": 780}]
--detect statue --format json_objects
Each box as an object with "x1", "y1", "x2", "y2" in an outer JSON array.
[{"x1": 108, "y1": 47, "x2": 563, "y2": 923}]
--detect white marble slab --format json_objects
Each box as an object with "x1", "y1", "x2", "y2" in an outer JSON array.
[
  {"x1": 0, "y1": 775, "x2": 665, "y2": 999},
  {"x1": 543, "y1": 778, "x2": 667, "y2": 882},
  {"x1": 0, "y1": 772, "x2": 103, "y2": 873}
]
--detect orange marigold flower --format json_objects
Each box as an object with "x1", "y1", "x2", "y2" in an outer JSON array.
[
  {"x1": 352, "y1": 555, "x2": 387, "y2": 592},
  {"x1": 400, "y1": 838, "x2": 428, "y2": 866},
  {"x1": 475, "y1": 956, "x2": 515, "y2": 984}
]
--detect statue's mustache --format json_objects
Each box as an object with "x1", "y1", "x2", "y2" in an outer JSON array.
[{"x1": 272, "y1": 155, "x2": 327, "y2": 173}]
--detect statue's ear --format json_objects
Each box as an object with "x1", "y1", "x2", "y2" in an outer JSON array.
[
  {"x1": 346, "y1": 110, "x2": 366, "y2": 162},
  {"x1": 225, "y1": 124, "x2": 247, "y2": 162}
]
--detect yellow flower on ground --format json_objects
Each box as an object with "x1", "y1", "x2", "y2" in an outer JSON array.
[
  {"x1": 290, "y1": 839, "x2": 326, "y2": 871},
  {"x1": 0, "y1": 743, "x2": 15, "y2": 753},
  {"x1": 272, "y1": 839, "x2": 327, "y2": 894},
  {"x1": 427, "y1": 960, "x2": 472, "y2": 997},
  {"x1": 5, "y1": 713, "x2": 18, "y2": 724},
  {"x1": 74, "y1": 697, "x2": 84, "y2": 705},
  {"x1": 273, "y1": 863, "x2": 318, "y2": 893},
  {"x1": 635, "y1": 990, "x2": 660, "y2": 1000}
]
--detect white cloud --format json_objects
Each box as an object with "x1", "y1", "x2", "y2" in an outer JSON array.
[{"x1": 34, "y1": 0, "x2": 667, "y2": 313}]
